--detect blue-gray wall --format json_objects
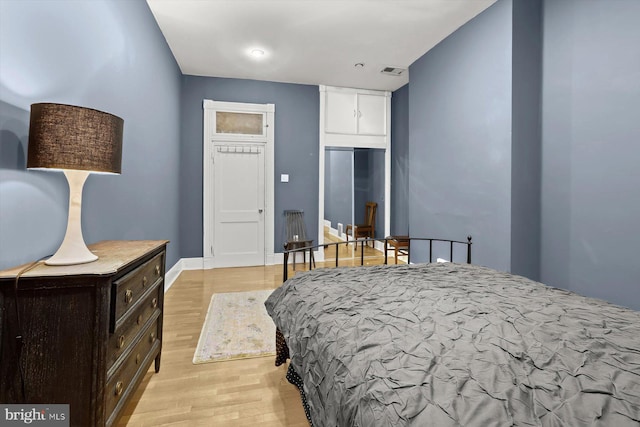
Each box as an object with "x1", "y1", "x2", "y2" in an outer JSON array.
[
  {"x1": 325, "y1": 148, "x2": 353, "y2": 231},
  {"x1": 541, "y1": 0, "x2": 640, "y2": 310},
  {"x1": 408, "y1": 0, "x2": 513, "y2": 269},
  {"x1": 180, "y1": 76, "x2": 319, "y2": 256},
  {"x1": 511, "y1": 0, "x2": 542, "y2": 280},
  {"x1": 0, "y1": 0, "x2": 182, "y2": 269},
  {"x1": 391, "y1": 84, "x2": 409, "y2": 236},
  {"x1": 405, "y1": 0, "x2": 639, "y2": 309}
]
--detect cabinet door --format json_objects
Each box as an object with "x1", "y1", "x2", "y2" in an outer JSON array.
[
  {"x1": 357, "y1": 94, "x2": 386, "y2": 135},
  {"x1": 326, "y1": 91, "x2": 357, "y2": 134}
]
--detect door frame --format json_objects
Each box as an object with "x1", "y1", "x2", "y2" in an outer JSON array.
[
  {"x1": 203, "y1": 99, "x2": 275, "y2": 269},
  {"x1": 318, "y1": 86, "x2": 391, "y2": 250}
]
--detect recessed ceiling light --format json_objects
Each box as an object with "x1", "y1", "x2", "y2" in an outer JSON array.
[{"x1": 251, "y1": 49, "x2": 265, "y2": 58}]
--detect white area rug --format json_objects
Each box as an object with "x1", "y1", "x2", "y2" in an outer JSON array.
[{"x1": 193, "y1": 289, "x2": 276, "y2": 364}]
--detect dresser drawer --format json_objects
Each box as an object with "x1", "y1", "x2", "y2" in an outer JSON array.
[
  {"x1": 105, "y1": 313, "x2": 161, "y2": 420},
  {"x1": 107, "y1": 282, "x2": 162, "y2": 370},
  {"x1": 112, "y1": 252, "x2": 164, "y2": 327}
]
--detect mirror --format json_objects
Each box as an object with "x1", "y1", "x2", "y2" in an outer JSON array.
[
  {"x1": 324, "y1": 148, "x2": 354, "y2": 242},
  {"x1": 322, "y1": 147, "x2": 387, "y2": 261}
]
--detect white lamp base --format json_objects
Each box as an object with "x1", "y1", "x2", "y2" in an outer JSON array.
[{"x1": 46, "y1": 170, "x2": 98, "y2": 266}]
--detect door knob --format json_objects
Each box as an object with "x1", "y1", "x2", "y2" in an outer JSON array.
[{"x1": 258, "y1": 209, "x2": 263, "y2": 213}]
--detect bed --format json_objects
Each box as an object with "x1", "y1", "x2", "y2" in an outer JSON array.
[{"x1": 265, "y1": 237, "x2": 640, "y2": 426}]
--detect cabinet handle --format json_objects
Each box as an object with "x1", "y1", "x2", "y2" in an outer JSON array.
[
  {"x1": 117, "y1": 335, "x2": 125, "y2": 349},
  {"x1": 143, "y1": 276, "x2": 148, "y2": 287},
  {"x1": 115, "y1": 381, "x2": 124, "y2": 396},
  {"x1": 155, "y1": 265, "x2": 160, "y2": 276},
  {"x1": 353, "y1": 109, "x2": 356, "y2": 117},
  {"x1": 124, "y1": 289, "x2": 133, "y2": 304},
  {"x1": 358, "y1": 110, "x2": 362, "y2": 118},
  {"x1": 136, "y1": 353, "x2": 141, "y2": 365},
  {"x1": 137, "y1": 314, "x2": 143, "y2": 325},
  {"x1": 149, "y1": 332, "x2": 156, "y2": 343},
  {"x1": 152, "y1": 298, "x2": 158, "y2": 309}
]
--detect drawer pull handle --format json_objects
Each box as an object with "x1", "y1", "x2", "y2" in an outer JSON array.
[
  {"x1": 124, "y1": 289, "x2": 133, "y2": 304},
  {"x1": 117, "y1": 335, "x2": 125, "y2": 349},
  {"x1": 143, "y1": 276, "x2": 148, "y2": 286},
  {"x1": 137, "y1": 314, "x2": 143, "y2": 325},
  {"x1": 115, "y1": 381, "x2": 124, "y2": 396},
  {"x1": 155, "y1": 265, "x2": 161, "y2": 276},
  {"x1": 150, "y1": 332, "x2": 156, "y2": 343},
  {"x1": 152, "y1": 298, "x2": 158, "y2": 309},
  {"x1": 136, "y1": 353, "x2": 141, "y2": 365}
]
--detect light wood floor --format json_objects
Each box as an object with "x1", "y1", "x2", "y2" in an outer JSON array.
[
  {"x1": 117, "y1": 235, "x2": 398, "y2": 426},
  {"x1": 322, "y1": 228, "x2": 408, "y2": 266},
  {"x1": 117, "y1": 265, "x2": 309, "y2": 427}
]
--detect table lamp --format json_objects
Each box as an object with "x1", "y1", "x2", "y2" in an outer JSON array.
[{"x1": 27, "y1": 103, "x2": 123, "y2": 265}]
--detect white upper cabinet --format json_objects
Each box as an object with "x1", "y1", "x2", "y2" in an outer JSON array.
[
  {"x1": 320, "y1": 86, "x2": 391, "y2": 149},
  {"x1": 323, "y1": 87, "x2": 389, "y2": 139},
  {"x1": 325, "y1": 91, "x2": 357, "y2": 134},
  {"x1": 356, "y1": 93, "x2": 386, "y2": 135}
]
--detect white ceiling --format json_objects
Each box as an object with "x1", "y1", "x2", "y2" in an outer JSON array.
[{"x1": 147, "y1": 0, "x2": 496, "y2": 92}]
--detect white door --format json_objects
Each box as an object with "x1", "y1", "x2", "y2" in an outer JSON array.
[{"x1": 213, "y1": 145, "x2": 265, "y2": 267}]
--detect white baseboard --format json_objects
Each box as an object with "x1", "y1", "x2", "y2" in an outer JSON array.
[
  {"x1": 182, "y1": 257, "x2": 205, "y2": 270},
  {"x1": 164, "y1": 250, "x2": 325, "y2": 293},
  {"x1": 327, "y1": 226, "x2": 347, "y2": 242},
  {"x1": 164, "y1": 257, "x2": 206, "y2": 292},
  {"x1": 164, "y1": 260, "x2": 182, "y2": 292}
]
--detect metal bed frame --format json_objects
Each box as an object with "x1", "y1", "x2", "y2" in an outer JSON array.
[{"x1": 282, "y1": 236, "x2": 472, "y2": 281}]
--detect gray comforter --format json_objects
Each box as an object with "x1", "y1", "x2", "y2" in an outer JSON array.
[{"x1": 265, "y1": 263, "x2": 640, "y2": 426}]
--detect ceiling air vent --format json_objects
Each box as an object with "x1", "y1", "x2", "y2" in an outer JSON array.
[{"x1": 380, "y1": 66, "x2": 406, "y2": 76}]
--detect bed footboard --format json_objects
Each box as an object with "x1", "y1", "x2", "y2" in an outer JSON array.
[{"x1": 282, "y1": 236, "x2": 472, "y2": 281}]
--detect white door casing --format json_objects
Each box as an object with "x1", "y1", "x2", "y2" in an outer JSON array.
[{"x1": 203, "y1": 100, "x2": 275, "y2": 269}]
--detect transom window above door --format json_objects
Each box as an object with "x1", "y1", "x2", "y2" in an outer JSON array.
[{"x1": 213, "y1": 110, "x2": 267, "y2": 139}]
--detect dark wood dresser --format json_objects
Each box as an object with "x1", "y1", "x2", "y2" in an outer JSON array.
[{"x1": 0, "y1": 240, "x2": 168, "y2": 427}]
